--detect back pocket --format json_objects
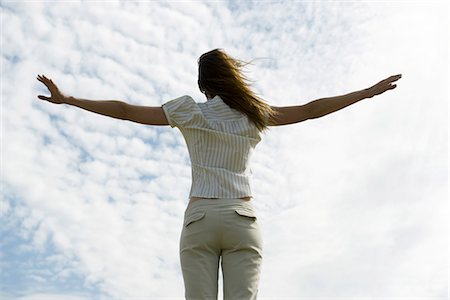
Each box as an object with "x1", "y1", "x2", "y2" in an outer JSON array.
[
  {"x1": 184, "y1": 210, "x2": 206, "y2": 227},
  {"x1": 234, "y1": 208, "x2": 257, "y2": 220}
]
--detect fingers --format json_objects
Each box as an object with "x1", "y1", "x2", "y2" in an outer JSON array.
[
  {"x1": 37, "y1": 95, "x2": 51, "y2": 101},
  {"x1": 37, "y1": 74, "x2": 55, "y2": 86},
  {"x1": 37, "y1": 74, "x2": 50, "y2": 80},
  {"x1": 37, "y1": 74, "x2": 48, "y2": 82},
  {"x1": 37, "y1": 74, "x2": 49, "y2": 86},
  {"x1": 380, "y1": 74, "x2": 401, "y2": 86},
  {"x1": 392, "y1": 74, "x2": 402, "y2": 81},
  {"x1": 38, "y1": 74, "x2": 51, "y2": 83},
  {"x1": 37, "y1": 75, "x2": 53, "y2": 100},
  {"x1": 388, "y1": 74, "x2": 402, "y2": 82}
]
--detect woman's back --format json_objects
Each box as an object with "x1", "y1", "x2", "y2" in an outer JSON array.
[{"x1": 162, "y1": 94, "x2": 262, "y2": 199}]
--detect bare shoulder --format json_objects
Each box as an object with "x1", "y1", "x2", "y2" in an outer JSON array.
[
  {"x1": 123, "y1": 103, "x2": 170, "y2": 126},
  {"x1": 269, "y1": 104, "x2": 312, "y2": 126}
]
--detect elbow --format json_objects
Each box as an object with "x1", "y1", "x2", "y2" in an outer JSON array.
[
  {"x1": 120, "y1": 102, "x2": 130, "y2": 120},
  {"x1": 306, "y1": 100, "x2": 321, "y2": 119}
]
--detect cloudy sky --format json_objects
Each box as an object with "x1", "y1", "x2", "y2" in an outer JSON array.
[{"x1": 1, "y1": 0, "x2": 448, "y2": 299}]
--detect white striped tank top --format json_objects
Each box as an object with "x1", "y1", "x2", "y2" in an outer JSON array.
[{"x1": 162, "y1": 95, "x2": 262, "y2": 198}]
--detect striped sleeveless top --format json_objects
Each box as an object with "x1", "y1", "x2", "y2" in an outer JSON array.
[{"x1": 162, "y1": 95, "x2": 263, "y2": 198}]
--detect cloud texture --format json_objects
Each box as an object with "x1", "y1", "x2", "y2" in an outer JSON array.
[{"x1": 1, "y1": 0, "x2": 448, "y2": 299}]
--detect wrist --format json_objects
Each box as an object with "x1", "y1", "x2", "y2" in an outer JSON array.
[
  {"x1": 64, "y1": 96, "x2": 75, "y2": 104},
  {"x1": 363, "y1": 87, "x2": 375, "y2": 99}
]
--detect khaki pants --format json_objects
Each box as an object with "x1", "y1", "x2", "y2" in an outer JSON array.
[{"x1": 179, "y1": 198, "x2": 263, "y2": 300}]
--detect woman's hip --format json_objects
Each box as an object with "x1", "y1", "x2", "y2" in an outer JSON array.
[{"x1": 180, "y1": 197, "x2": 262, "y2": 249}]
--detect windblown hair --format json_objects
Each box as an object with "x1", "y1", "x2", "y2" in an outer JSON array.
[{"x1": 197, "y1": 48, "x2": 279, "y2": 133}]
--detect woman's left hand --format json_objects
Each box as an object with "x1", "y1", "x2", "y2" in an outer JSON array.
[{"x1": 36, "y1": 74, "x2": 70, "y2": 104}]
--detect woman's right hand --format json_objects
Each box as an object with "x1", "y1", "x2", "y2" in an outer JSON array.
[
  {"x1": 36, "y1": 74, "x2": 70, "y2": 104},
  {"x1": 366, "y1": 74, "x2": 402, "y2": 98}
]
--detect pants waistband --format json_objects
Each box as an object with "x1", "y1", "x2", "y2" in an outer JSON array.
[{"x1": 186, "y1": 197, "x2": 255, "y2": 212}]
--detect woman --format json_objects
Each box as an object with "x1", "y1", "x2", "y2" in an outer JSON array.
[{"x1": 37, "y1": 48, "x2": 401, "y2": 300}]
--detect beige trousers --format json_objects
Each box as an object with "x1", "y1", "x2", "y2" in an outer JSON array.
[{"x1": 179, "y1": 198, "x2": 263, "y2": 300}]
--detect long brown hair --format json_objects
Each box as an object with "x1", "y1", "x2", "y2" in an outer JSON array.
[{"x1": 197, "y1": 48, "x2": 279, "y2": 133}]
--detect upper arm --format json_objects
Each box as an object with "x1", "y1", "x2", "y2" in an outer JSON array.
[
  {"x1": 160, "y1": 95, "x2": 200, "y2": 128},
  {"x1": 123, "y1": 103, "x2": 170, "y2": 126},
  {"x1": 270, "y1": 103, "x2": 312, "y2": 126}
]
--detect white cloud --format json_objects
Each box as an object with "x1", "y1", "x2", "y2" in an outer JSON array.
[
  {"x1": 16, "y1": 294, "x2": 89, "y2": 300},
  {"x1": 1, "y1": 0, "x2": 447, "y2": 299}
]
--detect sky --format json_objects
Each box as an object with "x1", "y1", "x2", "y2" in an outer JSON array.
[{"x1": 1, "y1": 0, "x2": 448, "y2": 299}]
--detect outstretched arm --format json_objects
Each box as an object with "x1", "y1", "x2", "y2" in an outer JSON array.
[
  {"x1": 36, "y1": 74, "x2": 169, "y2": 125},
  {"x1": 270, "y1": 74, "x2": 402, "y2": 125},
  {"x1": 308, "y1": 74, "x2": 402, "y2": 119}
]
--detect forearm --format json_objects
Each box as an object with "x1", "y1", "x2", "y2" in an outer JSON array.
[
  {"x1": 65, "y1": 96, "x2": 127, "y2": 120},
  {"x1": 308, "y1": 88, "x2": 371, "y2": 119}
]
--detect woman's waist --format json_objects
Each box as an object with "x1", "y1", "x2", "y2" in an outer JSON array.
[
  {"x1": 190, "y1": 195, "x2": 251, "y2": 202},
  {"x1": 186, "y1": 197, "x2": 255, "y2": 216}
]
